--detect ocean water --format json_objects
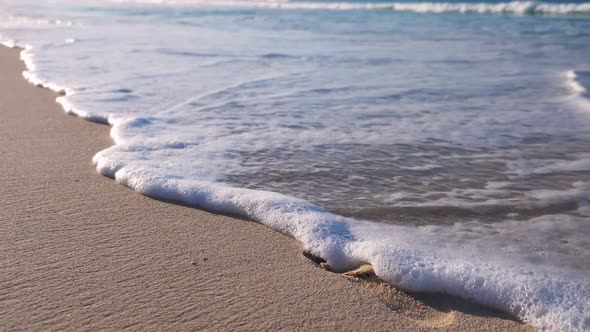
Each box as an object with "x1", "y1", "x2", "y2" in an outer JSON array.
[{"x1": 1, "y1": 0, "x2": 590, "y2": 330}]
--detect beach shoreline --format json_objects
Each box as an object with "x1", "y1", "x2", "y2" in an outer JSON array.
[{"x1": 0, "y1": 45, "x2": 533, "y2": 331}]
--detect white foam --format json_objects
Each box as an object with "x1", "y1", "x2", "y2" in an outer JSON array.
[
  {"x1": 399, "y1": 164, "x2": 442, "y2": 171},
  {"x1": 386, "y1": 184, "x2": 590, "y2": 217},
  {"x1": 567, "y1": 70, "x2": 586, "y2": 94},
  {"x1": 91, "y1": 147, "x2": 590, "y2": 331},
  {"x1": 19, "y1": 45, "x2": 73, "y2": 96},
  {"x1": 115, "y1": 0, "x2": 590, "y2": 15},
  {"x1": 29, "y1": 49, "x2": 590, "y2": 330},
  {"x1": 1, "y1": 40, "x2": 17, "y2": 48},
  {"x1": 565, "y1": 70, "x2": 590, "y2": 112}
]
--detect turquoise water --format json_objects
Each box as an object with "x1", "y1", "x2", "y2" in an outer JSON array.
[{"x1": 1, "y1": 1, "x2": 590, "y2": 330}]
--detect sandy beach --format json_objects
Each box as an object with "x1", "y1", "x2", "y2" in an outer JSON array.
[{"x1": 0, "y1": 46, "x2": 534, "y2": 331}]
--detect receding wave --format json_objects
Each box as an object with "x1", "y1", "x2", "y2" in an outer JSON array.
[
  {"x1": 116, "y1": 0, "x2": 590, "y2": 16},
  {"x1": 10, "y1": 39, "x2": 590, "y2": 331}
]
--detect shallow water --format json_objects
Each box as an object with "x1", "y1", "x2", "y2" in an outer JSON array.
[{"x1": 2, "y1": 1, "x2": 590, "y2": 330}]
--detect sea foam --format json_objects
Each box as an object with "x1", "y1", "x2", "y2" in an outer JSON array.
[{"x1": 5, "y1": 40, "x2": 589, "y2": 332}]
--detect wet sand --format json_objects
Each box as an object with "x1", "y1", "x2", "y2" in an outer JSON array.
[{"x1": 0, "y1": 46, "x2": 534, "y2": 331}]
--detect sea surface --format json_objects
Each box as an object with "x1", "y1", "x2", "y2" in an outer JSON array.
[{"x1": 1, "y1": 0, "x2": 590, "y2": 330}]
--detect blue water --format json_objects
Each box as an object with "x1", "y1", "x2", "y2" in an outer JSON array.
[{"x1": 1, "y1": 1, "x2": 590, "y2": 330}]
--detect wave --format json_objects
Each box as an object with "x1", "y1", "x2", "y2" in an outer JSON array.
[
  {"x1": 567, "y1": 70, "x2": 589, "y2": 96},
  {"x1": 115, "y1": 0, "x2": 590, "y2": 16},
  {"x1": 566, "y1": 70, "x2": 590, "y2": 112},
  {"x1": 1, "y1": 14, "x2": 75, "y2": 27},
  {"x1": 4, "y1": 39, "x2": 590, "y2": 331}
]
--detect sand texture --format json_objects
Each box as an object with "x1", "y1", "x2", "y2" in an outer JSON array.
[{"x1": 0, "y1": 46, "x2": 534, "y2": 331}]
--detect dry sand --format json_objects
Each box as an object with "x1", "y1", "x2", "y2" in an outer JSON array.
[{"x1": 0, "y1": 46, "x2": 534, "y2": 331}]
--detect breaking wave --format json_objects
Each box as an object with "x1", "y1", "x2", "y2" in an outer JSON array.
[
  {"x1": 566, "y1": 70, "x2": 590, "y2": 111},
  {"x1": 115, "y1": 0, "x2": 590, "y2": 16}
]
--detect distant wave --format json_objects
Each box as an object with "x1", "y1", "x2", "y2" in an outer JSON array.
[{"x1": 116, "y1": 0, "x2": 590, "y2": 15}]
